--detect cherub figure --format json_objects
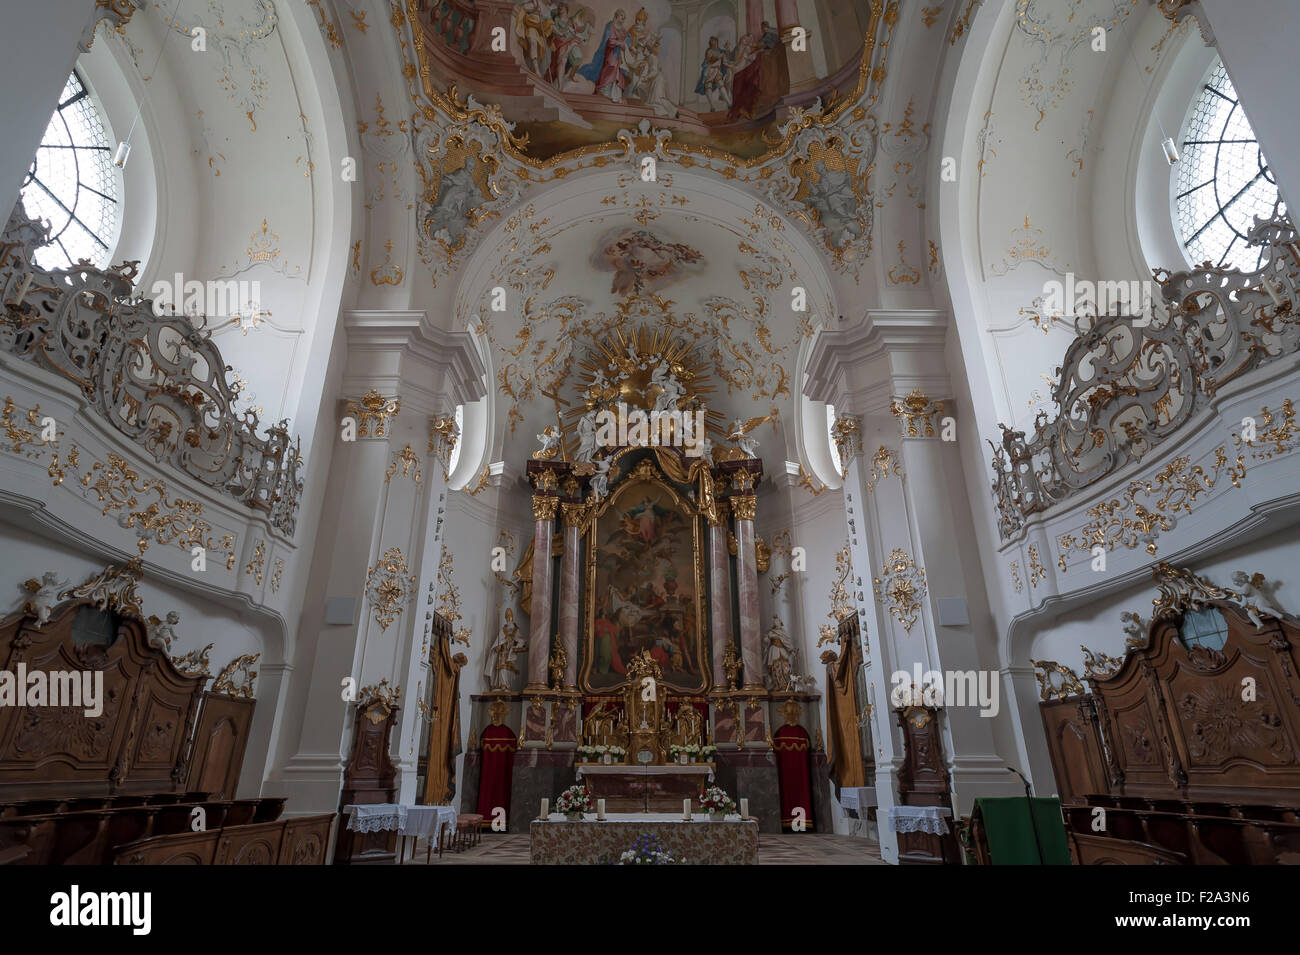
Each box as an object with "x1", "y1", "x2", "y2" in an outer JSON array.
[
  {"x1": 534, "y1": 424, "x2": 561, "y2": 459},
  {"x1": 146, "y1": 611, "x2": 181, "y2": 652},
  {"x1": 1230, "y1": 571, "x2": 1286, "y2": 629},
  {"x1": 22, "y1": 571, "x2": 67, "y2": 628},
  {"x1": 590, "y1": 457, "x2": 612, "y2": 500},
  {"x1": 728, "y1": 415, "x2": 771, "y2": 459}
]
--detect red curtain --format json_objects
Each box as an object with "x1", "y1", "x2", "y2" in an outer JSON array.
[
  {"x1": 773, "y1": 723, "x2": 813, "y2": 830},
  {"x1": 477, "y1": 724, "x2": 518, "y2": 823}
]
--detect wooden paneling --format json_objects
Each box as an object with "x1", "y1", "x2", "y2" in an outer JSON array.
[
  {"x1": 113, "y1": 814, "x2": 332, "y2": 865},
  {"x1": 1039, "y1": 696, "x2": 1110, "y2": 805},
  {"x1": 186, "y1": 693, "x2": 256, "y2": 799}
]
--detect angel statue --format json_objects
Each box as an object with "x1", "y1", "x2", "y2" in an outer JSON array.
[
  {"x1": 590, "y1": 457, "x2": 612, "y2": 500},
  {"x1": 650, "y1": 362, "x2": 686, "y2": 416},
  {"x1": 22, "y1": 571, "x2": 67, "y2": 628},
  {"x1": 1120, "y1": 611, "x2": 1147, "y2": 651},
  {"x1": 146, "y1": 611, "x2": 181, "y2": 652},
  {"x1": 728, "y1": 415, "x2": 771, "y2": 459},
  {"x1": 1230, "y1": 571, "x2": 1286, "y2": 629},
  {"x1": 533, "y1": 424, "x2": 561, "y2": 460},
  {"x1": 575, "y1": 410, "x2": 599, "y2": 462}
]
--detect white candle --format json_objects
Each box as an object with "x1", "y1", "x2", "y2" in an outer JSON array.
[
  {"x1": 597, "y1": 798, "x2": 606, "y2": 820},
  {"x1": 540, "y1": 798, "x2": 549, "y2": 819},
  {"x1": 683, "y1": 798, "x2": 692, "y2": 820},
  {"x1": 1264, "y1": 278, "x2": 1284, "y2": 308},
  {"x1": 740, "y1": 798, "x2": 749, "y2": 819},
  {"x1": 13, "y1": 272, "x2": 32, "y2": 306}
]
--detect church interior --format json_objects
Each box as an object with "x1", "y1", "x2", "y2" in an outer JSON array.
[{"x1": 1, "y1": 0, "x2": 1299, "y2": 880}]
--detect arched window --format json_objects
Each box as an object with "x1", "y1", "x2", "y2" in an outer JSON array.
[
  {"x1": 826, "y1": 404, "x2": 842, "y2": 476},
  {"x1": 1173, "y1": 58, "x2": 1282, "y2": 273},
  {"x1": 20, "y1": 70, "x2": 122, "y2": 271}
]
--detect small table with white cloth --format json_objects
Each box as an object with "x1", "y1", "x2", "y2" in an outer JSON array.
[{"x1": 342, "y1": 803, "x2": 458, "y2": 863}]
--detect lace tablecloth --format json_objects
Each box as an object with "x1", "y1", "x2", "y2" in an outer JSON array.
[
  {"x1": 839, "y1": 787, "x2": 877, "y2": 811},
  {"x1": 888, "y1": 805, "x2": 952, "y2": 835},
  {"x1": 344, "y1": 804, "x2": 406, "y2": 833}
]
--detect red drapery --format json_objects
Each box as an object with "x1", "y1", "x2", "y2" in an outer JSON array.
[
  {"x1": 773, "y1": 723, "x2": 813, "y2": 830},
  {"x1": 477, "y1": 724, "x2": 518, "y2": 822}
]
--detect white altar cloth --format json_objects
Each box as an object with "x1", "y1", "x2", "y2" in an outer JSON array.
[
  {"x1": 575, "y1": 763, "x2": 715, "y2": 783},
  {"x1": 536, "y1": 812, "x2": 742, "y2": 823},
  {"x1": 888, "y1": 805, "x2": 952, "y2": 835}
]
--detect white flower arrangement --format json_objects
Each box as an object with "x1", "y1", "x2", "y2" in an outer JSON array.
[
  {"x1": 607, "y1": 745, "x2": 627, "y2": 757},
  {"x1": 555, "y1": 784, "x2": 593, "y2": 815},
  {"x1": 700, "y1": 744, "x2": 717, "y2": 759}
]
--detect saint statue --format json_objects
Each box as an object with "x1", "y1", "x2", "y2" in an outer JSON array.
[
  {"x1": 764, "y1": 616, "x2": 793, "y2": 692},
  {"x1": 722, "y1": 640, "x2": 742, "y2": 691},
  {"x1": 487, "y1": 608, "x2": 527, "y2": 691}
]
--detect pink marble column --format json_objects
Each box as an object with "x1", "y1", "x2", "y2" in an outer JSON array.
[
  {"x1": 526, "y1": 494, "x2": 557, "y2": 690},
  {"x1": 732, "y1": 494, "x2": 762, "y2": 689},
  {"x1": 708, "y1": 507, "x2": 733, "y2": 691},
  {"x1": 557, "y1": 502, "x2": 583, "y2": 690},
  {"x1": 744, "y1": 0, "x2": 763, "y2": 34},
  {"x1": 775, "y1": 0, "x2": 800, "y2": 28}
]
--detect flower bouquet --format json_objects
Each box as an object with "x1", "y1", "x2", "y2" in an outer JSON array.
[
  {"x1": 606, "y1": 745, "x2": 627, "y2": 761},
  {"x1": 555, "y1": 784, "x2": 593, "y2": 820},
  {"x1": 699, "y1": 744, "x2": 717, "y2": 761},
  {"x1": 576, "y1": 745, "x2": 599, "y2": 763},
  {"x1": 699, "y1": 785, "x2": 736, "y2": 819},
  {"x1": 617, "y1": 833, "x2": 686, "y2": 865}
]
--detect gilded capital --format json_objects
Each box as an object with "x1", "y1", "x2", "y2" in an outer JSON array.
[
  {"x1": 532, "y1": 494, "x2": 558, "y2": 522},
  {"x1": 731, "y1": 495, "x2": 757, "y2": 521},
  {"x1": 830, "y1": 414, "x2": 863, "y2": 470},
  {"x1": 561, "y1": 501, "x2": 587, "y2": 528},
  {"x1": 889, "y1": 390, "x2": 947, "y2": 438},
  {"x1": 343, "y1": 389, "x2": 400, "y2": 438}
]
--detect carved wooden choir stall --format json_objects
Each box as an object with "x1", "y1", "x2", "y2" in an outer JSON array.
[
  {"x1": 0, "y1": 559, "x2": 331, "y2": 865},
  {"x1": 1036, "y1": 564, "x2": 1300, "y2": 865}
]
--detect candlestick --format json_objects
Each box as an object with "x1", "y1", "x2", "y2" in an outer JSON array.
[
  {"x1": 597, "y1": 798, "x2": 606, "y2": 820},
  {"x1": 683, "y1": 798, "x2": 692, "y2": 820},
  {"x1": 540, "y1": 798, "x2": 549, "y2": 820},
  {"x1": 740, "y1": 798, "x2": 749, "y2": 819}
]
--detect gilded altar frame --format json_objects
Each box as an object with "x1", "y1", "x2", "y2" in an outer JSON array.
[{"x1": 581, "y1": 456, "x2": 709, "y2": 695}]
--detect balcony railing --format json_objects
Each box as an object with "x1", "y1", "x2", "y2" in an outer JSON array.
[
  {"x1": 990, "y1": 217, "x2": 1300, "y2": 540},
  {"x1": 0, "y1": 204, "x2": 304, "y2": 536}
]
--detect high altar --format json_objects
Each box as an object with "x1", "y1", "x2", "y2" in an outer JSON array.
[{"x1": 463, "y1": 324, "x2": 830, "y2": 834}]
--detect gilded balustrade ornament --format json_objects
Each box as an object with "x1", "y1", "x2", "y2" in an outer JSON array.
[
  {"x1": 345, "y1": 390, "x2": 401, "y2": 438},
  {"x1": 873, "y1": 548, "x2": 926, "y2": 634},
  {"x1": 0, "y1": 207, "x2": 304, "y2": 535},
  {"x1": 890, "y1": 391, "x2": 946, "y2": 438},
  {"x1": 990, "y1": 218, "x2": 1300, "y2": 540},
  {"x1": 79, "y1": 0, "x2": 143, "y2": 51},
  {"x1": 365, "y1": 546, "x2": 417, "y2": 632},
  {"x1": 1056, "y1": 447, "x2": 1244, "y2": 568}
]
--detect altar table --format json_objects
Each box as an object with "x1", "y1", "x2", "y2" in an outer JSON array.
[
  {"x1": 574, "y1": 763, "x2": 715, "y2": 812},
  {"x1": 529, "y1": 813, "x2": 758, "y2": 865}
]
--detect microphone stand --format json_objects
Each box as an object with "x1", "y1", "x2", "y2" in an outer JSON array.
[{"x1": 1007, "y1": 766, "x2": 1045, "y2": 865}]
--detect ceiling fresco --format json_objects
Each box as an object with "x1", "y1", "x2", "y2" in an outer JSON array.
[{"x1": 410, "y1": 0, "x2": 879, "y2": 163}]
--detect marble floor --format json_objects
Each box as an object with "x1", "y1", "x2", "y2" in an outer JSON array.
[{"x1": 406, "y1": 832, "x2": 886, "y2": 865}]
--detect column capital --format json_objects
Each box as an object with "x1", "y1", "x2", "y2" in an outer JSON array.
[
  {"x1": 340, "y1": 390, "x2": 401, "y2": 439},
  {"x1": 730, "y1": 494, "x2": 757, "y2": 521},
  {"x1": 804, "y1": 309, "x2": 950, "y2": 417},
  {"x1": 342, "y1": 309, "x2": 486, "y2": 419},
  {"x1": 531, "y1": 494, "x2": 559, "y2": 522}
]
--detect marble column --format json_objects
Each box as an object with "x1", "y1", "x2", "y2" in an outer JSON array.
[
  {"x1": 526, "y1": 493, "x2": 558, "y2": 690},
  {"x1": 708, "y1": 503, "x2": 733, "y2": 691},
  {"x1": 732, "y1": 493, "x2": 762, "y2": 689},
  {"x1": 558, "y1": 501, "x2": 584, "y2": 690},
  {"x1": 743, "y1": 0, "x2": 762, "y2": 35}
]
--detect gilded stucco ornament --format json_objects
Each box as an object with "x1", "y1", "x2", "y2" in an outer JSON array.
[
  {"x1": 213, "y1": 653, "x2": 260, "y2": 699},
  {"x1": 873, "y1": 548, "x2": 926, "y2": 634},
  {"x1": 59, "y1": 559, "x2": 145, "y2": 619},
  {"x1": 1029, "y1": 659, "x2": 1084, "y2": 701},
  {"x1": 365, "y1": 547, "x2": 417, "y2": 632}
]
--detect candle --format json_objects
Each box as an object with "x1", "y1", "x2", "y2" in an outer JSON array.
[
  {"x1": 13, "y1": 272, "x2": 32, "y2": 306},
  {"x1": 683, "y1": 798, "x2": 692, "y2": 820},
  {"x1": 740, "y1": 798, "x2": 749, "y2": 819},
  {"x1": 1264, "y1": 278, "x2": 1284, "y2": 308},
  {"x1": 540, "y1": 798, "x2": 549, "y2": 819},
  {"x1": 597, "y1": 798, "x2": 606, "y2": 820}
]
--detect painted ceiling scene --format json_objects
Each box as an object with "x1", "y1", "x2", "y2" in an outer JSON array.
[{"x1": 413, "y1": 0, "x2": 876, "y2": 161}]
